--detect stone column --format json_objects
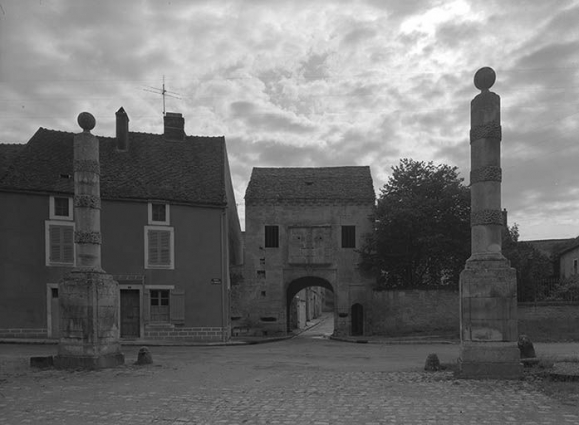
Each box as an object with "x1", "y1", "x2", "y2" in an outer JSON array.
[
  {"x1": 457, "y1": 68, "x2": 521, "y2": 379},
  {"x1": 54, "y1": 112, "x2": 125, "y2": 369}
]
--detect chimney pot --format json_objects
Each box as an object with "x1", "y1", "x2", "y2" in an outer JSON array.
[{"x1": 116, "y1": 107, "x2": 130, "y2": 151}]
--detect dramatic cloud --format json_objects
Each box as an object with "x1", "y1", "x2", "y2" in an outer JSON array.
[{"x1": 1, "y1": 0, "x2": 578, "y2": 239}]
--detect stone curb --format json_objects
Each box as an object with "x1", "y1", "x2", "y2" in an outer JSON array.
[
  {"x1": 329, "y1": 336, "x2": 458, "y2": 345},
  {"x1": 0, "y1": 336, "x2": 294, "y2": 347}
]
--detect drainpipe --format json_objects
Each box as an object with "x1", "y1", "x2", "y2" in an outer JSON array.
[{"x1": 221, "y1": 209, "x2": 227, "y2": 342}]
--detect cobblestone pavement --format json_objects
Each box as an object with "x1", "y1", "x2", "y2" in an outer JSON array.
[{"x1": 1, "y1": 334, "x2": 579, "y2": 424}]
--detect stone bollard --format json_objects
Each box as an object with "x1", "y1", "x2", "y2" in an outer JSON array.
[
  {"x1": 135, "y1": 347, "x2": 153, "y2": 365},
  {"x1": 424, "y1": 353, "x2": 441, "y2": 371},
  {"x1": 518, "y1": 335, "x2": 536, "y2": 359}
]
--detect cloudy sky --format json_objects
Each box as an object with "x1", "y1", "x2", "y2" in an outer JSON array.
[{"x1": 1, "y1": 0, "x2": 578, "y2": 240}]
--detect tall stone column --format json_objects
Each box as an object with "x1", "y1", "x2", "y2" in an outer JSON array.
[
  {"x1": 54, "y1": 113, "x2": 125, "y2": 369},
  {"x1": 457, "y1": 68, "x2": 521, "y2": 379}
]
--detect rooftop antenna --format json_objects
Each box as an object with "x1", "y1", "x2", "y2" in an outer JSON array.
[{"x1": 143, "y1": 76, "x2": 182, "y2": 115}]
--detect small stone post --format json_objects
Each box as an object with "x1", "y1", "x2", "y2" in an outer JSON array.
[
  {"x1": 54, "y1": 113, "x2": 125, "y2": 369},
  {"x1": 457, "y1": 68, "x2": 522, "y2": 379}
]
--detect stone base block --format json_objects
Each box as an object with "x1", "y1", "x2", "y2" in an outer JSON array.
[
  {"x1": 54, "y1": 352, "x2": 125, "y2": 370},
  {"x1": 456, "y1": 342, "x2": 522, "y2": 379}
]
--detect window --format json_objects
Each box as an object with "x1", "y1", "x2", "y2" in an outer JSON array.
[
  {"x1": 150, "y1": 289, "x2": 170, "y2": 322},
  {"x1": 148, "y1": 202, "x2": 170, "y2": 225},
  {"x1": 145, "y1": 287, "x2": 185, "y2": 324},
  {"x1": 341, "y1": 225, "x2": 356, "y2": 248},
  {"x1": 49, "y1": 196, "x2": 73, "y2": 220},
  {"x1": 574, "y1": 259, "x2": 578, "y2": 275},
  {"x1": 45, "y1": 221, "x2": 75, "y2": 266},
  {"x1": 265, "y1": 225, "x2": 279, "y2": 248},
  {"x1": 145, "y1": 226, "x2": 174, "y2": 269}
]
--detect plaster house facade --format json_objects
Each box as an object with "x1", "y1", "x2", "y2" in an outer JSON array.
[
  {"x1": 231, "y1": 166, "x2": 375, "y2": 337},
  {"x1": 0, "y1": 108, "x2": 242, "y2": 341},
  {"x1": 559, "y1": 239, "x2": 579, "y2": 279}
]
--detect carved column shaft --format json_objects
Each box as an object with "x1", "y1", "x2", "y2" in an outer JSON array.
[
  {"x1": 73, "y1": 129, "x2": 102, "y2": 270},
  {"x1": 468, "y1": 70, "x2": 505, "y2": 261}
]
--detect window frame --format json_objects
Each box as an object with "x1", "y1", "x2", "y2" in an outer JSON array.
[
  {"x1": 45, "y1": 220, "x2": 76, "y2": 266},
  {"x1": 148, "y1": 202, "x2": 170, "y2": 225},
  {"x1": 341, "y1": 225, "x2": 356, "y2": 249},
  {"x1": 49, "y1": 196, "x2": 73, "y2": 221},
  {"x1": 264, "y1": 225, "x2": 279, "y2": 248},
  {"x1": 144, "y1": 225, "x2": 175, "y2": 269}
]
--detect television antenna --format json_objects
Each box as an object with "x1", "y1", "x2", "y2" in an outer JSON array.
[{"x1": 143, "y1": 76, "x2": 182, "y2": 115}]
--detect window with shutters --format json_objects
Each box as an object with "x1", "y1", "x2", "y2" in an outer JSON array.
[
  {"x1": 148, "y1": 202, "x2": 170, "y2": 225},
  {"x1": 45, "y1": 221, "x2": 75, "y2": 266},
  {"x1": 144, "y1": 226, "x2": 174, "y2": 269},
  {"x1": 49, "y1": 196, "x2": 73, "y2": 220},
  {"x1": 144, "y1": 286, "x2": 184, "y2": 325}
]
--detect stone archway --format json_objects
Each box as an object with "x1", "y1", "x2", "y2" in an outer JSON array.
[{"x1": 286, "y1": 276, "x2": 334, "y2": 333}]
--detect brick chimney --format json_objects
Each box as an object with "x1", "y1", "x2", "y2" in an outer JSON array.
[
  {"x1": 115, "y1": 107, "x2": 130, "y2": 151},
  {"x1": 164, "y1": 112, "x2": 185, "y2": 141}
]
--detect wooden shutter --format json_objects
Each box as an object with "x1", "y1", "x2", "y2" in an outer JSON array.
[
  {"x1": 62, "y1": 226, "x2": 74, "y2": 263},
  {"x1": 148, "y1": 229, "x2": 159, "y2": 265},
  {"x1": 49, "y1": 224, "x2": 74, "y2": 264},
  {"x1": 159, "y1": 231, "x2": 171, "y2": 265},
  {"x1": 49, "y1": 225, "x2": 62, "y2": 262},
  {"x1": 143, "y1": 289, "x2": 151, "y2": 324},
  {"x1": 147, "y1": 229, "x2": 172, "y2": 267},
  {"x1": 170, "y1": 290, "x2": 185, "y2": 324}
]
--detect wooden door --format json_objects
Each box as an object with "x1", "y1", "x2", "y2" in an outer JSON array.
[
  {"x1": 351, "y1": 303, "x2": 364, "y2": 336},
  {"x1": 120, "y1": 290, "x2": 140, "y2": 338}
]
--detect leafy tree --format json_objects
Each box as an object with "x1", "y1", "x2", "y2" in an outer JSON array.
[
  {"x1": 360, "y1": 158, "x2": 470, "y2": 289},
  {"x1": 502, "y1": 224, "x2": 555, "y2": 301}
]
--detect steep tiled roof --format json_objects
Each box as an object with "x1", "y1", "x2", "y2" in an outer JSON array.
[
  {"x1": 0, "y1": 143, "x2": 25, "y2": 178},
  {"x1": 0, "y1": 128, "x2": 228, "y2": 206},
  {"x1": 245, "y1": 166, "x2": 375, "y2": 204}
]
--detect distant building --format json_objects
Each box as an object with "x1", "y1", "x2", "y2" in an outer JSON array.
[
  {"x1": 0, "y1": 108, "x2": 242, "y2": 341},
  {"x1": 232, "y1": 166, "x2": 375, "y2": 337},
  {"x1": 558, "y1": 238, "x2": 579, "y2": 280}
]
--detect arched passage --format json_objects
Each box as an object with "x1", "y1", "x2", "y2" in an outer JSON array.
[{"x1": 286, "y1": 276, "x2": 334, "y2": 333}]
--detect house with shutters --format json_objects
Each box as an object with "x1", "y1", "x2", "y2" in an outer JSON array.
[{"x1": 0, "y1": 108, "x2": 242, "y2": 341}]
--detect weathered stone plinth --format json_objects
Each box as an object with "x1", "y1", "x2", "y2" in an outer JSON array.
[
  {"x1": 457, "y1": 259, "x2": 522, "y2": 379},
  {"x1": 54, "y1": 271, "x2": 124, "y2": 369}
]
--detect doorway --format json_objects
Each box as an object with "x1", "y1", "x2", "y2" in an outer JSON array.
[
  {"x1": 351, "y1": 303, "x2": 364, "y2": 336},
  {"x1": 120, "y1": 289, "x2": 140, "y2": 338}
]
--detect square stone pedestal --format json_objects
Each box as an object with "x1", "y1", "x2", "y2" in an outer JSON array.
[
  {"x1": 456, "y1": 259, "x2": 522, "y2": 379},
  {"x1": 54, "y1": 270, "x2": 124, "y2": 369}
]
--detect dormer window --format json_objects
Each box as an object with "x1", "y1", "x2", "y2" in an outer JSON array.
[
  {"x1": 148, "y1": 202, "x2": 170, "y2": 225},
  {"x1": 49, "y1": 196, "x2": 73, "y2": 220}
]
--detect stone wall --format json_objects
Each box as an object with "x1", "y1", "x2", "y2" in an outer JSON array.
[
  {"x1": 367, "y1": 290, "x2": 459, "y2": 338},
  {"x1": 519, "y1": 302, "x2": 579, "y2": 341},
  {"x1": 368, "y1": 290, "x2": 579, "y2": 342}
]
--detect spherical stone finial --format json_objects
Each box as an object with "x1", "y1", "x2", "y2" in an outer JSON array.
[
  {"x1": 77, "y1": 112, "x2": 96, "y2": 132},
  {"x1": 474, "y1": 67, "x2": 496, "y2": 91}
]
